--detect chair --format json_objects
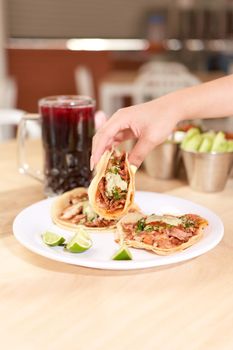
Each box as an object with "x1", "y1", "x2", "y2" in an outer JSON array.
[
  {"x1": 133, "y1": 63, "x2": 200, "y2": 104},
  {"x1": 0, "y1": 109, "x2": 41, "y2": 142},
  {"x1": 0, "y1": 76, "x2": 17, "y2": 109},
  {"x1": 138, "y1": 61, "x2": 188, "y2": 75},
  {"x1": 0, "y1": 109, "x2": 24, "y2": 141},
  {"x1": 74, "y1": 66, "x2": 95, "y2": 98},
  {"x1": 0, "y1": 77, "x2": 41, "y2": 141},
  {"x1": 0, "y1": 76, "x2": 19, "y2": 141}
]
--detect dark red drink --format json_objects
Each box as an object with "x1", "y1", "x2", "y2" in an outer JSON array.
[{"x1": 39, "y1": 96, "x2": 95, "y2": 196}]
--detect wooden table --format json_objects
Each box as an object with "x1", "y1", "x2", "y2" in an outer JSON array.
[{"x1": 1, "y1": 140, "x2": 233, "y2": 350}]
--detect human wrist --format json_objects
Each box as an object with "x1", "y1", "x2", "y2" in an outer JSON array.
[
  {"x1": 160, "y1": 90, "x2": 187, "y2": 124},
  {"x1": 148, "y1": 89, "x2": 193, "y2": 125},
  {"x1": 170, "y1": 90, "x2": 190, "y2": 123},
  {"x1": 173, "y1": 86, "x2": 202, "y2": 122}
]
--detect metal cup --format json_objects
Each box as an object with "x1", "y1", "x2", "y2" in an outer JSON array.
[
  {"x1": 144, "y1": 142, "x2": 179, "y2": 179},
  {"x1": 181, "y1": 149, "x2": 233, "y2": 192}
]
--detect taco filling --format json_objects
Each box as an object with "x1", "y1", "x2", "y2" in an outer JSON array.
[
  {"x1": 120, "y1": 213, "x2": 208, "y2": 250},
  {"x1": 59, "y1": 191, "x2": 116, "y2": 228},
  {"x1": 96, "y1": 151, "x2": 130, "y2": 213}
]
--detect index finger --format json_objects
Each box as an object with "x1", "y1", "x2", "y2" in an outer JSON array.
[{"x1": 91, "y1": 115, "x2": 124, "y2": 167}]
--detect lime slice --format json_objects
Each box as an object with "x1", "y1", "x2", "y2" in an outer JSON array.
[
  {"x1": 202, "y1": 131, "x2": 215, "y2": 139},
  {"x1": 181, "y1": 127, "x2": 200, "y2": 149},
  {"x1": 211, "y1": 131, "x2": 228, "y2": 152},
  {"x1": 227, "y1": 140, "x2": 233, "y2": 152},
  {"x1": 181, "y1": 134, "x2": 203, "y2": 152},
  {"x1": 112, "y1": 245, "x2": 132, "y2": 260},
  {"x1": 66, "y1": 227, "x2": 92, "y2": 253},
  {"x1": 42, "y1": 232, "x2": 65, "y2": 246},
  {"x1": 184, "y1": 127, "x2": 200, "y2": 139},
  {"x1": 199, "y1": 136, "x2": 213, "y2": 152}
]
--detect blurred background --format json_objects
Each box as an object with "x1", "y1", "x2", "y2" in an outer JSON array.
[{"x1": 0, "y1": 0, "x2": 233, "y2": 138}]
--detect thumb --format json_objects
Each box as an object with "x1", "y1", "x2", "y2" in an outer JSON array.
[{"x1": 128, "y1": 136, "x2": 155, "y2": 168}]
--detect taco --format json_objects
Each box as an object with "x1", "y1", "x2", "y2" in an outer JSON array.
[
  {"x1": 116, "y1": 212, "x2": 208, "y2": 255},
  {"x1": 51, "y1": 187, "x2": 117, "y2": 231},
  {"x1": 51, "y1": 187, "x2": 140, "y2": 232},
  {"x1": 88, "y1": 149, "x2": 136, "y2": 220}
]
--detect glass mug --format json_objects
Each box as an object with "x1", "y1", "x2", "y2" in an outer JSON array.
[{"x1": 18, "y1": 95, "x2": 95, "y2": 196}]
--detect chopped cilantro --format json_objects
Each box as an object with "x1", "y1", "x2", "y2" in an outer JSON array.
[
  {"x1": 166, "y1": 224, "x2": 173, "y2": 229},
  {"x1": 182, "y1": 219, "x2": 195, "y2": 228},
  {"x1": 110, "y1": 166, "x2": 119, "y2": 174},
  {"x1": 156, "y1": 225, "x2": 164, "y2": 233},
  {"x1": 144, "y1": 225, "x2": 154, "y2": 232},
  {"x1": 136, "y1": 219, "x2": 146, "y2": 232},
  {"x1": 112, "y1": 188, "x2": 121, "y2": 200}
]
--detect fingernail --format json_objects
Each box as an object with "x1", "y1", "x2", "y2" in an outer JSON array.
[
  {"x1": 130, "y1": 165, "x2": 138, "y2": 174},
  {"x1": 90, "y1": 155, "x2": 94, "y2": 171}
]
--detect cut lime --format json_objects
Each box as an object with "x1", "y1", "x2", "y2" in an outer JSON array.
[
  {"x1": 42, "y1": 232, "x2": 65, "y2": 246},
  {"x1": 227, "y1": 140, "x2": 233, "y2": 152},
  {"x1": 184, "y1": 127, "x2": 200, "y2": 139},
  {"x1": 66, "y1": 227, "x2": 92, "y2": 253},
  {"x1": 181, "y1": 127, "x2": 200, "y2": 149},
  {"x1": 211, "y1": 131, "x2": 228, "y2": 153},
  {"x1": 112, "y1": 245, "x2": 132, "y2": 260},
  {"x1": 199, "y1": 137, "x2": 213, "y2": 152},
  {"x1": 182, "y1": 134, "x2": 203, "y2": 152}
]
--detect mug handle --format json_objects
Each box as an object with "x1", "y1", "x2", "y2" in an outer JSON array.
[{"x1": 17, "y1": 113, "x2": 44, "y2": 182}]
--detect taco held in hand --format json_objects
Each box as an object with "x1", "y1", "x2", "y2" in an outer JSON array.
[
  {"x1": 116, "y1": 212, "x2": 208, "y2": 255},
  {"x1": 51, "y1": 188, "x2": 117, "y2": 231},
  {"x1": 88, "y1": 149, "x2": 137, "y2": 220}
]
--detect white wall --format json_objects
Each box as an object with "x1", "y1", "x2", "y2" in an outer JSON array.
[
  {"x1": 7, "y1": 0, "x2": 172, "y2": 38},
  {"x1": 7, "y1": 0, "x2": 230, "y2": 39}
]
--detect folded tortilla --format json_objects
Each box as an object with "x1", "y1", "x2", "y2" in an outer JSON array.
[
  {"x1": 88, "y1": 149, "x2": 136, "y2": 220},
  {"x1": 116, "y1": 212, "x2": 208, "y2": 255},
  {"x1": 51, "y1": 187, "x2": 117, "y2": 231},
  {"x1": 51, "y1": 187, "x2": 141, "y2": 232}
]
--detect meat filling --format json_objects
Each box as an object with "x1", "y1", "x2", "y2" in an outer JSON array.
[
  {"x1": 96, "y1": 151, "x2": 130, "y2": 212},
  {"x1": 121, "y1": 214, "x2": 207, "y2": 249},
  {"x1": 59, "y1": 194, "x2": 116, "y2": 228}
]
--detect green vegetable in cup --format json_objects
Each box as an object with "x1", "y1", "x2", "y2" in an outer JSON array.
[
  {"x1": 181, "y1": 128, "x2": 200, "y2": 149},
  {"x1": 211, "y1": 132, "x2": 228, "y2": 153},
  {"x1": 181, "y1": 128, "x2": 233, "y2": 153},
  {"x1": 228, "y1": 140, "x2": 233, "y2": 152},
  {"x1": 199, "y1": 131, "x2": 215, "y2": 153},
  {"x1": 181, "y1": 133, "x2": 203, "y2": 152}
]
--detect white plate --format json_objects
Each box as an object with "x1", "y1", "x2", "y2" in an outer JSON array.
[{"x1": 13, "y1": 191, "x2": 224, "y2": 270}]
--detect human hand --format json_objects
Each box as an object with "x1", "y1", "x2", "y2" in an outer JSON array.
[
  {"x1": 91, "y1": 94, "x2": 183, "y2": 169},
  {"x1": 94, "y1": 110, "x2": 107, "y2": 130}
]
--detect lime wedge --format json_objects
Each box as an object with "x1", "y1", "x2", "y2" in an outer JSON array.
[
  {"x1": 42, "y1": 232, "x2": 65, "y2": 246},
  {"x1": 227, "y1": 140, "x2": 233, "y2": 152},
  {"x1": 211, "y1": 131, "x2": 228, "y2": 152},
  {"x1": 66, "y1": 227, "x2": 92, "y2": 253},
  {"x1": 181, "y1": 127, "x2": 200, "y2": 149},
  {"x1": 199, "y1": 136, "x2": 213, "y2": 152},
  {"x1": 184, "y1": 127, "x2": 200, "y2": 139},
  {"x1": 112, "y1": 245, "x2": 132, "y2": 260},
  {"x1": 181, "y1": 134, "x2": 203, "y2": 152}
]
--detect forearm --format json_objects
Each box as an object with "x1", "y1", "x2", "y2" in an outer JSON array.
[
  {"x1": 169, "y1": 74, "x2": 233, "y2": 122},
  {"x1": 91, "y1": 74, "x2": 233, "y2": 167}
]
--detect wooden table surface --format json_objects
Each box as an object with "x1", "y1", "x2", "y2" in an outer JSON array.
[{"x1": 1, "y1": 140, "x2": 233, "y2": 350}]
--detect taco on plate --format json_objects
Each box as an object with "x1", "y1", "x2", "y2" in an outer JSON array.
[
  {"x1": 51, "y1": 187, "x2": 117, "y2": 231},
  {"x1": 116, "y1": 212, "x2": 208, "y2": 255},
  {"x1": 52, "y1": 187, "x2": 140, "y2": 232}
]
